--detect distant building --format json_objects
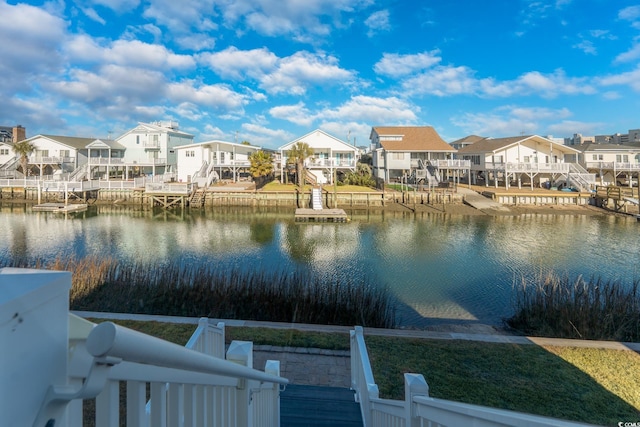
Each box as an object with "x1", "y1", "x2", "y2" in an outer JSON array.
[
  {"x1": 449, "y1": 135, "x2": 486, "y2": 150},
  {"x1": 0, "y1": 125, "x2": 26, "y2": 143},
  {"x1": 566, "y1": 129, "x2": 640, "y2": 146}
]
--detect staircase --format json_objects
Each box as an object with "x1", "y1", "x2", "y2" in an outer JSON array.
[
  {"x1": 305, "y1": 169, "x2": 318, "y2": 186},
  {"x1": 281, "y1": 385, "x2": 363, "y2": 427},
  {"x1": 311, "y1": 187, "x2": 323, "y2": 210},
  {"x1": 189, "y1": 187, "x2": 206, "y2": 207}
]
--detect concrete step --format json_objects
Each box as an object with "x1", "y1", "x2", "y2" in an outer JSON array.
[{"x1": 281, "y1": 384, "x2": 363, "y2": 427}]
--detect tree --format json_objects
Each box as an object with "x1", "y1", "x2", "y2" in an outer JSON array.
[
  {"x1": 286, "y1": 141, "x2": 314, "y2": 187},
  {"x1": 12, "y1": 140, "x2": 35, "y2": 177},
  {"x1": 249, "y1": 150, "x2": 274, "y2": 179}
]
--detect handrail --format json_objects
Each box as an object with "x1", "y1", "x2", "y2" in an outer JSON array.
[{"x1": 87, "y1": 322, "x2": 288, "y2": 385}]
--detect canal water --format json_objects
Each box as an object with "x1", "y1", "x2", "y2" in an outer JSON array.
[{"x1": 1, "y1": 204, "x2": 639, "y2": 328}]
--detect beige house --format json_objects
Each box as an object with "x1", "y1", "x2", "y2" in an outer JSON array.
[
  {"x1": 456, "y1": 135, "x2": 594, "y2": 190},
  {"x1": 370, "y1": 126, "x2": 461, "y2": 183},
  {"x1": 578, "y1": 143, "x2": 640, "y2": 186}
]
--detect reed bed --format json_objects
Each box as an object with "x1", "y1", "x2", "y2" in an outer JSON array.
[
  {"x1": 4, "y1": 256, "x2": 396, "y2": 328},
  {"x1": 507, "y1": 272, "x2": 640, "y2": 341}
]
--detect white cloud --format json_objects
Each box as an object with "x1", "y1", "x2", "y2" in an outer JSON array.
[
  {"x1": 451, "y1": 105, "x2": 574, "y2": 137},
  {"x1": 166, "y1": 81, "x2": 248, "y2": 111},
  {"x1": 269, "y1": 103, "x2": 315, "y2": 126},
  {"x1": 364, "y1": 10, "x2": 391, "y2": 38},
  {"x1": 481, "y1": 69, "x2": 596, "y2": 98},
  {"x1": 89, "y1": 0, "x2": 141, "y2": 13},
  {"x1": 547, "y1": 120, "x2": 603, "y2": 136},
  {"x1": 199, "y1": 47, "x2": 278, "y2": 80},
  {"x1": 260, "y1": 51, "x2": 355, "y2": 95},
  {"x1": 402, "y1": 66, "x2": 478, "y2": 97},
  {"x1": 374, "y1": 50, "x2": 441, "y2": 78},
  {"x1": 240, "y1": 123, "x2": 294, "y2": 148},
  {"x1": 200, "y1": 124, "x2": 228, "y2": 141},
  {"x1": 619, "y1": 5, "x2": 640, "y2": 21},
  {"x1": 81, "y1": 7, "x2": 107, "y2": 25},
  {"x1": 319, "y1": 95, "x2": 418, "y2": 123},
  {"x1": 598, "y1": 66, "x2": 640, "y2": 92},
  {"x1": 573, "y1": 40, "x2": 596, "y2": 55},
  {"x1": 614, "y1": 43, "x2": 640, "y2": 64}
]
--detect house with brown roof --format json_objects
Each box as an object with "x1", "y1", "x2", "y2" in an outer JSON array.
[
  {"x1": 456, "y1": 134, "x2": 594, "y2": 190},
  {"x1": 450, "y1": 134, "x2": 486, "y2": 150},
  {"x1": 577, "y1": 142, "x2": 640, "y2": 186},
  {"x1": 370, "y1": 126, "x2": 457, "y2": 182}
]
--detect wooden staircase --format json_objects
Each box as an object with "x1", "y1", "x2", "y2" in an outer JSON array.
[
  {"x1": 281, "y1": 385, "x2": 363, "y2": 427},
  {"x1": 189, "y1": 187, "x2": 206, "y2": 207}
]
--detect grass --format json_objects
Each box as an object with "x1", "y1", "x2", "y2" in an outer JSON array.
[
  {"x1": 507, "y1": 272, "x2": 640, "y2": 342},
  {"x1": 260, "y1": 181, "x2": 378, "y2": 192},
  {"x1": 92, "y1": 318, "x2": 640, "y2": 426}
]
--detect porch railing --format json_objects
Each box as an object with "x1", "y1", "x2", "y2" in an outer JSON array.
[
  {"x1": 432, "y1": 159, "x2": 471, "y2": 168},
  {"x1": 586, "y1": 161, "x2": 640, "y2": 171},
  {"x1": 350, "y1": 326, "x2": 592, "y2": 427}
]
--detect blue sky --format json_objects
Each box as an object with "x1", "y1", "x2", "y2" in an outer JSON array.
[{"x1": 2, "y1": 0, "x2": 640, "y2": 149}]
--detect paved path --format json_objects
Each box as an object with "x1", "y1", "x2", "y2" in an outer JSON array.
[
  {"x1": 457, "y1": 187, "x2": 511, "y2": 212},
  {"x1": 74, "y1": 311, "x2": 640, "y2": 387}
]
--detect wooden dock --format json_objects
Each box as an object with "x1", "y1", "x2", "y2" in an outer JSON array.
[
  {"x1": 32, "y1": 203, "x2": 88, "y2": 213},
  {"x1": 294, "y1": 208, "x2": 349, "y2": 222}
]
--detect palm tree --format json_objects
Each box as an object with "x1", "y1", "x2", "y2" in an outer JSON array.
[
  {"x1": 12, "y1": 140, "x2": 35, "y2": 177},
  {"x1": 249, "y1": 150, "x2": 274, "y2": 181},
  {"x1": 286, "y1": 141, "x2": 314, "y2": 187}
]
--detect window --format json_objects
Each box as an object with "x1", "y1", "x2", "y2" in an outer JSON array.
[
  {"x1": 185, "y1": 150, "x2": 195, "y2": 157},
  {"x1": 0, "y1": 149, "x2": 8, "y2": 155},
  {"x1": 60, "y1": 150, "x2": 70, "y2": 157},
  {"x1": 624, "y1": 155, "x2": 629, "y2": 162},
  {"x1": 392, "y1": 152, "x2": 404, "y2": 160},
  {"x1": 599, "y1": 154, "x2": 603, "y2": 160},
  {"x1": 592, "y1": 154, "x2": 598, "y2": 161},
  {"x1": 463, "y1": 155, "x2": 480, "y2": 165},
  {"x1": 523, "y1": 156, "x2": 530, "y2": 163},
  {"x1": 136, "y1": 135, "x2": 140, "y2": 144},
  {"x1": 616, "y1": 155, "x2": 622, "y2": 162},
  {"x1": 494, "y1": 155, "x2": 504, "y2": 164}
]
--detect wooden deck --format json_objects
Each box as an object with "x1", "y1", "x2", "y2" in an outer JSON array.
[
  {"x1": 32, "y1": 203, "x2": 88, "y2": 213},
  {"x1": 294, "y1": 208, "x2": 349, "y2": 222}
]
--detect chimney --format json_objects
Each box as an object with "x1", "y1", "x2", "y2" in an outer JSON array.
[{"x1": 12, "y1": 125, "x2": 25, "y2": 143}]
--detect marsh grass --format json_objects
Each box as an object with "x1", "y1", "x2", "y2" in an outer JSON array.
[
  {"x1": 507, "y1": 272, "x2": 640, "y2": 341},
  {"x1": 6, "y1": 256, "x2": 396, "y2": 328}
]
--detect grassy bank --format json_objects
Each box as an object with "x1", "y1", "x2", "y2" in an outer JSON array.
[
  {"x1": 507, "y1": 273, "x2": 640, "y2": 341},
  {"x1": 103, "y1": 319, "x2": 640, "y2": 426},
  {"x1": 7, "y1": 256, "x2": 396, "y2": 328}
]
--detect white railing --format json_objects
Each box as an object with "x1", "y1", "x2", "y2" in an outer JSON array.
[
  {"x1": 586, "y1": 161, "x2": 640, "y2": 171},
  {"x1": 88, "y1": 158, "x2": 125, "y2": 165},
  {"x1": 98, "y1": 180, "x2": 138, "y2": 190},
  {"x1": 306, "y1": 158, "x2": 357, "y2": 168},
  {"x1": 145, "y1": 182, "x2": 193, "y2": 194},
  {"x1": 42, "y1": 180, "x2": 101, "y2": 191},
  {"x1": 504, "y1": 162, "x2": 571, "y2": 173},
  {"x1": 185, "y1": 318, "x2": 226, "y2": 358},
  {"x1": 28, "y1": 156, "x2": 75, "y2": 163},
  {"x1": 433, "y1": 159, "x2": 471, "y2": 168},
  {"x1": 350, "y1": 326, "x2": 592, "y2": 427}
]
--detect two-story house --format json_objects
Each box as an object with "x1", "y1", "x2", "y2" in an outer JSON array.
[
  {"x1": 278, "y1": 129, "x2": 358, "y2": 185},
  {"x1": 456, "y1": 135, "x2": 591, "y2": 190},
  {"x1": 577, "y1": 142, "x2": 640, "y2": 186},
  {"x1": 175, "y1": 140, "x2": 262, "y2": 184},
  {"x1": 116, "y1": 121, "x2": 194, "y2": 178},
  {"x1": 370, "y1": 126, "x2": 457, "y2": 183}
]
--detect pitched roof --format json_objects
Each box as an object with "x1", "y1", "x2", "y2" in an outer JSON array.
[
  {"x1": 450, "y1": 135, "x2": 486, "y2": 145},
  {"x1": 372, "y1": 126, "x2": 454, "y2": 152},
  {"x1": 35, "y1": 135, "x2": 97, "y2": 149},
  {"x1": 578, "y1": 142, "x2": 640, "y2": 152},
  {"x1": 457, "y1": 136, "x2": 531, "y2": 154}
]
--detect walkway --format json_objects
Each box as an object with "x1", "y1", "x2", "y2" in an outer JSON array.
[
  {"x1": 457, "y1": 187, "x2": 511, "y2": 212},
  {"x1": 74, "y1": 311, "x2": 640, "y2": 388}
]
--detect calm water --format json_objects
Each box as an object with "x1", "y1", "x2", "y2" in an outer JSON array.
[{"x1": 1, "y1": 204, "x2": 639, "y2": 327}]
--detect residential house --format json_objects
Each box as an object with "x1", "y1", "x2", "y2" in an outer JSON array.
[
  {"x1": 370, "y1": 126, "x2": 457, "y2": 182},
  {"x1": 449, "y1": 134, "x2": 486, "y2": 150},
  {"x1": 577, "y1": 142, "x2": 640, "y2": 186},
  {"x1": 278, "y1": 129, "x2": 358, "y2": 185},
  {"x1": 116, "y1": 121, "x2": 194, "y2": 177},
  {"x1": 85, "y1": 139, "x2": 127, "y2": 179},
  {"x1": 175, "y1": 140, "x2": 262, "y2": 184},
  {"x1": 456, "y1": 135, "x2": 592, "y2": 190},
  {"x1": 9, "y1": 134, "x2": 94, "y2": 177}
]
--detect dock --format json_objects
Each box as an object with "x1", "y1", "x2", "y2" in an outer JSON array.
[
  {"x1": 32, "y1": 203, "x2": 88, "y2": 213},
  {"x1": 294, "y1": 208, "x2": 349, "y2": 222}
]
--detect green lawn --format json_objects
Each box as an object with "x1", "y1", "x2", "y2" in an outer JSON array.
[{"x1": 93, "y1": 319, "x2": 640, "y2": 425}]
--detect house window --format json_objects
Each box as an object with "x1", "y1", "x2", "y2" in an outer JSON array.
[
  {"x1": 523, "y1": 156, "x2": 530, "y2": 163},
  {"x1": 463, "y1": 155, "x2": 480, "y2": 165},
  {"x1": 185, "y1": 150, "x2": 195, "y2": 157},
  {"x1": 392, "y1": 152, "x2": 404, "y2": 160},
  {"x1": 624, "y1": 155, "x2": 629, "y2": 162},
  {"x1": 60, "y1": 150, "x2": 70, "y2": 157},
  {"x1": 494, "y1": 155, "x2": 503, "y2": 164},
  {"x1": 0, "y1": 149, "x2": 8, "y2": 155},
  {"x1": 136, "y1": 135, "x2": 140, "y2": 144},
  {"x1": 592, "y1": 154, "x2": 598, "y2": 161},
  {"x1": 599, "y1": 154, "x2": 603, "y2": 160}
]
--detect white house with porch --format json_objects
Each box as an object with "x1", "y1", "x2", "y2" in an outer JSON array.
[
  {"x1": 456, "y1": 135, "x2": 595, "y2": 190},
  {"x1": 278, "y1": 129, "x2": 358, "y2": 185},
  {"x1": 176, "y1": 140, "x2": 262, "y2": 185},
  {"x1": 577, "y1": 142, "x2": 640, "y2": 187},
  {"x1": 370, "y1": 126, "x2": 464, "y2": 185},
  {"x1": 116, "y1": 121, "x2": 194, "y2": 178}
]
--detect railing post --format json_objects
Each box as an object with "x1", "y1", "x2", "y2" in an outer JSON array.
[
  {"x1": 227, "y1": 340, "x2": 254, "y2": 427},
  {"x1": 404, "y1": 373, "x2": 429, "y2": 427},
  {"x1": 265, "y1": 360, "x2": 282, "y2": 427}
]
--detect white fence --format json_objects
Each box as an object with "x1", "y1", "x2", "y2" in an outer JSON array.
[
  {"x1": 350, "y1": 326, "x2": 595, "y2": 427},
  {"x1": 1, "y1": 267, "x2": 286, "y2": 427}
]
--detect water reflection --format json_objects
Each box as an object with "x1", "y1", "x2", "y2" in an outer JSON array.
[{"x1": 1, "y1": 204, "x2": 639, "y2": 327}]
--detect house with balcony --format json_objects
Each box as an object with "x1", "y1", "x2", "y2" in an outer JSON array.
[
  {"x1": 5, "y1": 134, "x2": 95, "y2": 178},
  {"x1": 116, "y1": 121, "x2": 194, "y2": 178},
  {"x1": 450, "y1": 134, "x2": 486, "y2": 150},
  {"x1": 175, "y1": 140, "x2": 262, "y2": 185},
  {"x1": 370, "y1": 126, "x2": 464, "y2": 185},
  {"x1": 278, "y1": 129, "x2": 358, "y2": 185},
  {"x1": 456, "y1": 135, "x2": 594, "y2": 190},
  {"x1": 577, "y1": 143, "x2": 640, "y2": 187}
]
